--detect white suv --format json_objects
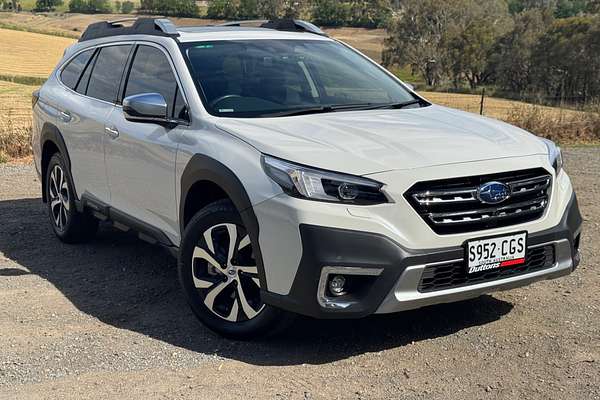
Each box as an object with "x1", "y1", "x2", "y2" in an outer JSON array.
[{"x1": 32, "y1": 18, "x2": 582, "y2": 338}]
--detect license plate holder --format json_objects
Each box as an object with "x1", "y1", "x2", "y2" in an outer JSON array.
[{"x1": 465, "y1": 231, "x2": 527, "y2": 274}]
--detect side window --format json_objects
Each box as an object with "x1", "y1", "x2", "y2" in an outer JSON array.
[
  {"x1": 87, "y1": 45, "x2": 132, "y2": 103},
  {"x1": 60, "y1": 49, "x2": 94, "y2": 90},
  {"x1": 75, "y1": 49, "x2": 98, "y2": 95},
  {"x1": 124, "y1": 45, "x2": 179, "y2": 117}
]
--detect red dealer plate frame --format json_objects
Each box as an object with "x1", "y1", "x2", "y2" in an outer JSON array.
[{"x1": 464, "y1": 231, "x2": 528, "y2": 274}]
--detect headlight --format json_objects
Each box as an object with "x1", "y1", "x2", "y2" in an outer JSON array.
[
  {"x1": 543, "y1": 139, "x2": 563, "y2": 174},
  {"x1": 262, "y1": 156, "x2": 388, "y2": 205}
]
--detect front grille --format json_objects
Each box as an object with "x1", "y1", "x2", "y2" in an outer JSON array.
[
  {"x1": 418, "y1": 244, "x2": 555, "y2": 293},
  {"x1": 405, "y1": 168, "x2": 552, "y2": 234}
]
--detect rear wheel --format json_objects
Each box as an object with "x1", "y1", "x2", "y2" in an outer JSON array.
[
  {"x1": 178, "y1": 199, "x2": 292, "y2": 339},
  {"x1": 46, "y1": 153, "x2": 98, "y2": 243}
]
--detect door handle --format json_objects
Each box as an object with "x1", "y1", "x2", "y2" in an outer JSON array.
[
  {"x1": 60, "y1": 111, "x2": 72, "y2": 123},
  {"x1": 104, "y1": 126, "x2": 119, "y2": 139}
]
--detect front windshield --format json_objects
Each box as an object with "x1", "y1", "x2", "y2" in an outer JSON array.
[{"x1": 181, "y1": 39, "x2": 418, "y2": 118}]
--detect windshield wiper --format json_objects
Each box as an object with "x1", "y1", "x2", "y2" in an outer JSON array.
[
  {"x1": 361, "y1": 99, "x2": 425, "y2": 110},
  {"x1": 260, "y1": 103, "x2": 375, "y2": 117},
  {"x1": 259, "y1": 100, "x2": 425, "y2": 117}
]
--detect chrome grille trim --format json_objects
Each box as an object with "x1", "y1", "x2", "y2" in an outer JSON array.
[
  {"x1": 405, "y1": 168, "x2": 552, "y2": 234},
  {"x1": 428, "y1": 197, "x2": 547, "y2": 226}
]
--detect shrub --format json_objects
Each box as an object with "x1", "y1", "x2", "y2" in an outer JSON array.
[
  {"x1": 311, "y1": 0, "x2": 350, "y2": 26},
  {"x1": 141, "y1": 0, "x2": 197, "y2": 17},
  {"x1": 206, "y1": 0, "x2": 238, "y2": 19},
  {"x1": 34, "y1": 0, "x2": 64, "y2": 12},
  {"x1": 69, "y1": 0, "x2": 112, "y2": 13},
  {"x1": 121, "y1": 0, "x2": 134, "y2": 13}
]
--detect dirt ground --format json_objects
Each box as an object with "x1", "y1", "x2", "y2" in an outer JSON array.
[{"x1": 0, "y1": 147, "x2": 598, "y2": 400}]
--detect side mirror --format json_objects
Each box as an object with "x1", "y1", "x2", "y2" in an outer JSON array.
[{"x1": 123, "y1": 93, "x2": 169, "y2": 123}]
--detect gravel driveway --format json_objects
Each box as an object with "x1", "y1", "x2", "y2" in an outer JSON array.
[{"x1": 0, "y1": 147, "x2": 598, "y2": 400}]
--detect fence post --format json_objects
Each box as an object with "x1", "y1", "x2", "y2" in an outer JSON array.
[{"x1": 480, "y1": 88, "x2": 486, "y2": 116}]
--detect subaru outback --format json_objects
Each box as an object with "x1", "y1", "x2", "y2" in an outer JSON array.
[{"x1": 32, "y1": 18, "x2": 582, "y2": 338}]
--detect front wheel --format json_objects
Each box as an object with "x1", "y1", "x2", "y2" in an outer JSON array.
[{"x1": 178, "y1": 199, "x2": 292, "y2": 339}]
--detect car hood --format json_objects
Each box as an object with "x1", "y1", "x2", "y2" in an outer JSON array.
[{"x1": 215, "y1": 105, "x2": 548, "y2": 176}]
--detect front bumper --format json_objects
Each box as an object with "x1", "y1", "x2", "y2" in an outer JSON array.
[{"x1": 261, "y1": 193, "x2": 582, "y2": 319}]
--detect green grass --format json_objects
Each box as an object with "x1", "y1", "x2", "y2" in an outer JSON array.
[
  {"x1": 389, "y1": 65, "x2": 425, "y2": 87},
  {"x1": 0, "y1": 21, "x2": 80, "y2": 38},
  {"x1": 0, "y1": 74, "x2": 46, "y2": 86}
]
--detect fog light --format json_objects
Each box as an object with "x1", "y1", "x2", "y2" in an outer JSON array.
[{"x1": 328, "y1": 275, "x2": 347, "y2": 296}]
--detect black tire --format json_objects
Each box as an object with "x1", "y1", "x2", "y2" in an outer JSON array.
[
  {"x1": 45, "y1": 153, "x2": 98, "y2": 243},
  {"x1": 178, "y1": 199, "x2": 293, "y2": 339}
]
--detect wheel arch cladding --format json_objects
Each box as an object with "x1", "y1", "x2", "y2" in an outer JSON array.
[
  {"x1": 180, "y1": 154, "x2": 268, "y2": 291},
  {"x1": 40, "y1": 123, "x2": 75, "y2": 203}
]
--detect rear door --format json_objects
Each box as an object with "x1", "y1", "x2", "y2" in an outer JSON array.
[
  {"x1": 57, "y1": 44, "x2": 132, "y2": 204},
  {"x1": 103, "y1": 43, "x2": 189, "y2": 241}
]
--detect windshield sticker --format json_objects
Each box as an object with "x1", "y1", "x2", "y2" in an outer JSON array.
[
  {"x1": 219, "y1": 109, "x2": 235, "y2": 113},
  {"x1": 194, "y1": 44, "x2": 214, "y2": 49}
]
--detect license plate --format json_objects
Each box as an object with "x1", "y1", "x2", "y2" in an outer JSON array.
[{"x1": 466, "y1": 232, "x2": 527, "y2": 274}]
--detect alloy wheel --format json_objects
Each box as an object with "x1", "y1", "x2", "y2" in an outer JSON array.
[
  {"x1": 191, "y1": 223, "x2": 265, "y2": 322},
  {"x1": 48, "y1": 164, "x2": 70, "y2": 231}
]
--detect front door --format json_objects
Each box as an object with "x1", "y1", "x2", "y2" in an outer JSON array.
[{"x1": 103, "y1": 44, "x2": 189, "y2": 242}]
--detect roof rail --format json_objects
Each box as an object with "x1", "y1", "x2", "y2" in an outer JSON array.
[
  {"x1": 79, "y1": 18, "x2": 180, "y2": 42},
  {"x1": 217, "y1": 19, "x2": 328, "y2": 37}
]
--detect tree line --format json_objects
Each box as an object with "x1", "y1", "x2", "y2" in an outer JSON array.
[
  {"x1": 383, "y1": 0, "x2": 600, "y2": 105},
  {"x1": 206, "y1": 0, "x2": 392, "y2": 28}
]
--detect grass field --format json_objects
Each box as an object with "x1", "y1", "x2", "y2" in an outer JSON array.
[
  {"x1": 421, "y1": 92, "x2": 581, "y2": 120},
  {"x1": 0, "y1": 81, "x2": 34, "y2": 160},
  {"x1": 0, "y1": 28, "x2": 75, "y2": 78}
]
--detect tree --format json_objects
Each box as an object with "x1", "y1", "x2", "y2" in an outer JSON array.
[
  {"x1": 488, "y1": 9, "x2": 553, "y2": 93},
  {"x1": 530, "y1": 15, "x2": 600, "y2": 103},
  {"x1": 311, "y1": 0, "x2": 350, "y2": 26},
  {"x1": 555, "y1": 0, "x2": 588, "y2": 17},
  {"x1": 140, "y1": 0, "x2": 197, "y2": 16},
  {"x1": 121, "y1": 0, "x2": 134, "y2": 13},
  {"x1": 384, "y1": 0, "x2": 466, "y2": 86},
  {"x1": 88, "y1": 0, "x2": 112, "y2": 13},
  {"x1": 447, "y1": 0, "x2": 512, "y2": 88},
  {"x1": 347, "y1": 0, "x2": 392, "y2": 28},
  {"x1": 587, "y1": 0, "x2": 600, "y2": 12},
  {"x1": 238, "y1": 0, "x2": 259, "y2": 19},
  {"x1": 206, "y1": 0, "x2": 238, "y2": 19},
  {"x1": 34, "y1": 0, "x2": 63, "y2": 11},
  {"x1": 68, "y1": 0, "x2": 88, "y2": 12}
]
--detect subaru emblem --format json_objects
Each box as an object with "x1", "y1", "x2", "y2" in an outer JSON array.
[{"x1": 477, "y1": 181, "x2": 511, "y2": 204}]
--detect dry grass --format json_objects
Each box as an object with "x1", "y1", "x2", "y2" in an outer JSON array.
[
  {"x1": 505, "y1": 105, "x2": 600, "y2": 144},
  {"x1": 0, "y1": 28, "x2": 75, "y2": 78},
  {"x1": 421, "y1": 91, "x2": 599, "y2": 144},
  {"x1": 0, "y1": 116, "x2": 32, "y2": 161},
  {"x1": 0, "y1": 81, "x2": 34, "y2": 161},
  {"x1": 420, "y1": 91, "x2": 582, "y2": 121}
]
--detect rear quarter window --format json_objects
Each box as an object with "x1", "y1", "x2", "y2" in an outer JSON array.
[{"x1": 60, "y1": 49, "x2": 94, "y2": 90}]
